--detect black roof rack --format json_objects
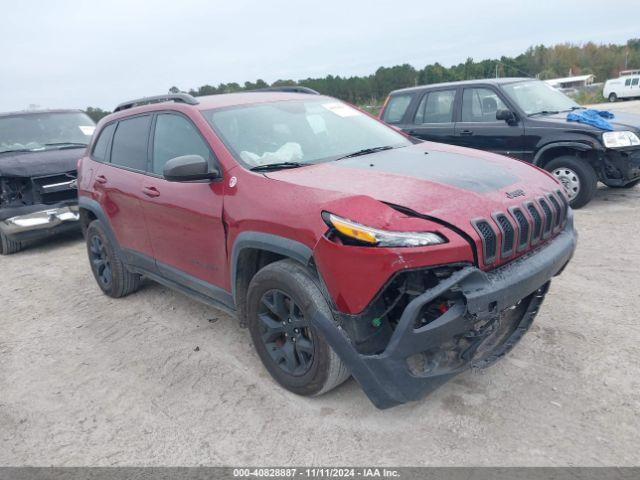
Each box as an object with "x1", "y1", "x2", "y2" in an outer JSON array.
[
  {"x1": 250, "y1": 86, "x2": 320, "y2": 95},
  {"x1": 114, "y1": 93, "x2": 199, "y2": 112}
]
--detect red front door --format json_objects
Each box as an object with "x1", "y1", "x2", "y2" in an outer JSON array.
[{"x1": 139, "y1": 112, "x2": 228, "y2": 292}]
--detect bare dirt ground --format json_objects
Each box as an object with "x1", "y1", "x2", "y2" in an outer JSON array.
[
  {"x1": 1, "y1": 185, "x2": 638, "y2": 467},
  {"x1": 2, "y1": 97, "x2": 640, "y2": 465}
]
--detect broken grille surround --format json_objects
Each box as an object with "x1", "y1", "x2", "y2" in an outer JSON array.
[{"x1": 473, "y1": 191, "x2": 569, "y2": 267}]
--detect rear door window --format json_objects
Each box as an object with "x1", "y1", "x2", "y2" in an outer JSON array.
[
  {"x1": 461, "y1": 88, "x2": 508, "y2": 122},
  {"x1": 110, "y1": 115, "x2": 152, "y2": 171},
  {"x1": 91, "y1": 123, "x2": 115, "y2": 161},
  {"x1": 414, "y1": 90, "x2": 456, "y2": 124},
  {"x1": 632, "y1": 77, "x2": 639, "y2": 86},
  {"x1": 382, "y1": 94, "x2": 412, "y2": 124}
]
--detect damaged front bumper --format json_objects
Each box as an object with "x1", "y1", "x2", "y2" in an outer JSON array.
[
  {"x1": 0, "y1": 203, "x2": 80, "y2": 241},
  {"x1": 311, "y1": 217, "x2": 578, "y2": 409},
  {"x1": 603, "y1": 147, "x2": 640, "y2": 185}
]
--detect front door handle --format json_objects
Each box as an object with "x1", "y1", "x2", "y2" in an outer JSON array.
[
  {"x1": 95, "y1": 174, "x2": 107, "y2": 184},
  {"x1": 142, "y1": 186, "x2": 160, "y2": 198},
  {"x1": 459, "y1": 129, "x2": 474, "y2": 136}
]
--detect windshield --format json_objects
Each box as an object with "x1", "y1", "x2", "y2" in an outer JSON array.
[
  {"x1": 502, "y1": 80, "x2": 580, "y2": 115},
  {"x1": 203, "y1": 99, "x2": 412, "y2": 168},
  {"x1": 0, "y1": 112, "x2": 95, "y2": 154}
]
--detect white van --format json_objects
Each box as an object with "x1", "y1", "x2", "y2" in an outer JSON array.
[{"x1": 604, "y1": 70, "x2": 640, "y2": 102}]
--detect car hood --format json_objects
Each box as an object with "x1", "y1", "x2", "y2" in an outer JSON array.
[
  {"x1": 265, "y1": 142, "x2": 563, "y2": 249},
  {"x1": 0, "y1": 148, "x2": 84, "y2": 177},
  {"x1": 538, "y1": 110, "x2": 640, "y2": 132}
]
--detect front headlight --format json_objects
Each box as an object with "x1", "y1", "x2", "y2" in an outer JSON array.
[
  {"x1": 323, "y1": 212, "x2": 446, "y2": 247},
  {"x1": 602, "y1": 131, "x2": 640, "y2": 148}
]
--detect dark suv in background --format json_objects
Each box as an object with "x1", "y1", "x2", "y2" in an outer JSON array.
[
  {"x1": 0, "y1": 109, "x2": 95, "y2": 254},
  {"x1": 380, "y1": 78, "x2": 640, "y2": 208}
]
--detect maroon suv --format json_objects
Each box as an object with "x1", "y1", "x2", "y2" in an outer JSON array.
[{"x1": 77, "y1": 92, "x2": 577, "y2": 408}]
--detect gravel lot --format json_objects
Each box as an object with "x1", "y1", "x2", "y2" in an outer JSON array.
[
  {"x1": 587, "y1": 98, "x2": 640, "y2": 114},
  {"x1": 2, "y1": 103, "x2": 639, "y2": 466}
]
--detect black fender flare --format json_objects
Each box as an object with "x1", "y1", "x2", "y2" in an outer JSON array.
[
  {"x1": 533, "y1": 141, "x2": 596, "y2": 167},
  {"x1": 230, "y1": 231, "x2": 313, "y2": 302},
  {"x1": 78, "y1": 197, "x2": 122, "y2": 254}
]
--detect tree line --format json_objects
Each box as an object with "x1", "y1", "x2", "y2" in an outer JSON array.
[{"x1": 85, "y1": 38, "x2": 640, "y2": 122}]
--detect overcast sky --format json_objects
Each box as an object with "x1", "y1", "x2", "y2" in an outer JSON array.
[{"x1": 0, "y1": 0, "x2": 636, "y2": 112}]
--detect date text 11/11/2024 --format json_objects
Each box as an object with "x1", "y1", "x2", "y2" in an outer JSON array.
[{"x1": 232, "y1": 468, "x2": 400, "y2": 478}]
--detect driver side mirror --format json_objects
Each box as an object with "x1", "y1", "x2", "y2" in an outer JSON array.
[
  {"x1": 496, "y1": 109, "x2": 517, "y2": 124},
  {"x1": 163, "y1": 155, "x2": 220, "y2": 182}
]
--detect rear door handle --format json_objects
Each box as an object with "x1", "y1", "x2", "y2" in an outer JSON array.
[
  {"x1": 95, "y1": 174, "x2": 107, "y2": 184},
  {"x1": 142, "y1": 186, "x2": 160, "y2": 198},
  {"x1": 459, "y1": 129, "x2": 474, "y2": 136}
]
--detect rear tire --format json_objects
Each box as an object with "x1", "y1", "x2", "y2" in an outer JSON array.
[
  {"x1": 246, "y1": 259, "x2": 350, "y2": 397},
  {"x1": 608, "y1": 93, "x2": 618, "y2": 102},
  {"x1": 0, "y1": 231, "x2": 23, "y2": 255},
  {"x1": 86, "y1": 220, "x2": 141, "y2": 298},
  {"x1": 545, "y1": 156, "x2": 598, "y2": 209}
]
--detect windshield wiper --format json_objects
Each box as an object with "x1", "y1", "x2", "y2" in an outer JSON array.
[
  {"x1": 335, "y1": 145, "x2": 395, "y2": 161},
  {"x1": 0, "y1": 148, "x2": 33, "y2": 154},
  {"x1": 250, "y1": 161, "x2": 305, "y2": 172},
  {"x1": 44, "y1": 142, "x2": 88, "y2": 149},
  {"x1": 529, "y1": 110, "x2": 560, "y2": 117}
]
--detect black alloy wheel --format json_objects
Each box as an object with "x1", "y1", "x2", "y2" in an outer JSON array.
[
  {"x1": 85, "y1": 219, "x2": 141, "y2": 298},
  {"x1": 89, "y1": 234, "x2": 112, "y2": 288},
  {"x1": 258, "y1": 289, "x2": 315, "y2": 376}
]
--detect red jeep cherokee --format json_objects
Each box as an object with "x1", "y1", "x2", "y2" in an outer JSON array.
[{"x1": 77, "y1": 92, "x2": 577, "y2": 409}]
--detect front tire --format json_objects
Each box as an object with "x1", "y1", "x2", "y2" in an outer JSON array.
[
  {"x1": 0, "y1": 231, "x2": 23, "y2": 255},
  {"x1": 545, "y1": 156, "x2": 598, "y2": 209},
  {"x1": 246, "y1": 259, "x2": 350, "y2": 397},
  {"x1": 86, "y1": 220, "x2": 141, "y2": 298},
  {"x1": 608, "y1": 92, "x2": 618, "y2": 102}
]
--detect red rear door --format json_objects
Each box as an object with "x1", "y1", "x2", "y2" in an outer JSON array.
[{"x1": 94, "y1": 114, "x2": 155, "y2": 266}]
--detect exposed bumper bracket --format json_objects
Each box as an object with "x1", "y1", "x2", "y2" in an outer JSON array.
[{"x1": 0, "y1": 205, "x2": 79, "y2": 237}]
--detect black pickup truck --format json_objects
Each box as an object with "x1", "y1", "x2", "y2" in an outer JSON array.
[
  {"x1": 380, "y1": 78, "x2": 640, "y2": 208},
  {"x1": 0, "y1": 109, "x2": 95, "y2": 254}
]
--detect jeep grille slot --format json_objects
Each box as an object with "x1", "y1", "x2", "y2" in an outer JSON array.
[
  {"x1": 538, "y1": 198, "x2": 553, "y2": 236},
  {"x1": 472, "y1": 220, "x2": 497, "y2": 265},
  {"x1": 555, "y1": 190, "x2": 569, "y2": 225},
  {"x1": 495, "y1": 213, "x2": 515, "y2": 257},
  {"x1": 547, "y1": 194, "x2": 563, "y2": 228},
  {"x1": 511, "y1": 208, "x2": 529, "y2": 250},
  {"x1": 526, "y1": 203, "x2": 542, "y2": 243}
]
